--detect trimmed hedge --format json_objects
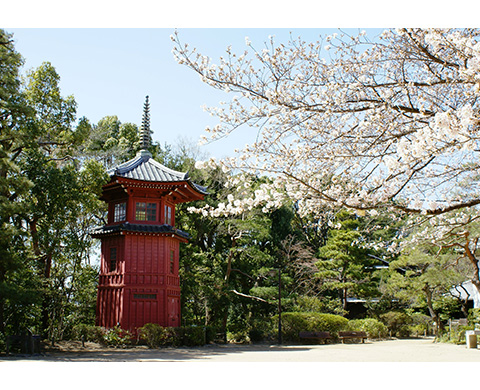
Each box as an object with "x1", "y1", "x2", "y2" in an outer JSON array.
[
  {"x1": 379, "y1": 311, "x2": 412, "y2": 338},
  {"x1": 138, "y1": 323, "x2": 170, "y2": 348},
  {"x1": 176, "y1": 326, "x2": 205, "y2": 346},
  {"x1": 347, "y1": 318, "x2": 388, "y2": 339},
  {"x1": 137, "y1": 324, "x2": 211, "y2": 348},
  {"x1": 276, "y1": 312, "x2": 349, "y2": 342}
]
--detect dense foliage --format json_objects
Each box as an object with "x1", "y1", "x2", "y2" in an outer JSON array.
[{"x1": 2, "y1": 28, "x2": 480, "y2": 353}]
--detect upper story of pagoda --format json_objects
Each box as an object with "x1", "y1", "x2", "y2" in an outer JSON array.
[
  {"x1": 91, "y1": 96, "x2": 207, "y2": 238},
  {"x1": 100, "y1": 150, "x2": 207, "y2": 224}
]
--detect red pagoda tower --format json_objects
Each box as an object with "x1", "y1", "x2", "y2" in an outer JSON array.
[{"x1": 91, "y1": 97, "x2": 206, "y2": 332}]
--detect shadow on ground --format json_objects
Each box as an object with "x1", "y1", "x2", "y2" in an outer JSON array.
[{"x1": 0, "y1": 343, "x2": 315, "y2": 362}]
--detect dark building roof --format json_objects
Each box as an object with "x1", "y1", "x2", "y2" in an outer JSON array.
[
  {"x1": 107, "y1": 150, "x2": 207, "y2": 195},
  {"x1": 91, "y1": 222, "x2": 190, "y2": 239},
  {"x1": 109, "y1": 150, "x2": 187, "y2": 182},
  {"x1": 105, "y1": 96, "x2": 207, "y2": 194}
]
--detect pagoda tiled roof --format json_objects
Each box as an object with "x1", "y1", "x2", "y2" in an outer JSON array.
[
  {"x1": 107, "y1": 150, "x2": 207, "y2": 194},
  {"x1": 91, "y1": 222, "x2": 190, "y2": 239}
]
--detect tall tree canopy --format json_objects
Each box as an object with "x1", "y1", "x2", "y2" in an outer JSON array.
[
  {"x1": 1, "y1": 30, "x2": 111, "y2": 337},
  {"x1": 0, "y1": 29, "x2": 35, "y2": 334}
]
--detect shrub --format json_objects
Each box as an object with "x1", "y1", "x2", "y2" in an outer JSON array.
[
  {"x1": 468, "y1": 308, "x2": 480, "y2": 327},
  {"x1": 277, "y1": 312, "x2": 349, "y2": 342},
  {"x1": 248, "y1": 328, "x2": 264, "y2": 343},
  {"x1": 227, "y1": 330, "x2": 250, "y2": 344},
  {"x1": 102, "y1": 326, "x2": 133, "y2": 347},
  {"x1": 247, "y1": 319, "x2": 276, "y2": 343},
  {"x1": 0, "y1": 332, "x2": 5, "y2": 354},
  {"x1": 72, "y1": 324, "x2": 105, "y2": 343},
  {"x1": 179, "y1": 326, "x2": 206, "y2": 346},
  {"x1": 446, "y1": 325, "x2": 475, "y2": 344},
  {"x1": 347, "y1": 318, "x2": 388, "y2": 339},
  {"x1": 138, "y1": 323, "x2": 169, "y2": 348},
  {"x1": 204, "y1": 326, "x2": 218, "y2": 344},
  {"x1": 379, "y1": 311, "x2": 412, "y2": 338},
  {"x1": 408, "y1": 313, "x2": 432, "y2": 337}
]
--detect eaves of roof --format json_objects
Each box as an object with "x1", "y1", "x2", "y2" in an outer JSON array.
[
  {"x1": 106, "y1": 152, "x2": 208, "y2": 195},
  {"x1": 90, "y1": 222, "x2": 190, "y2": 240},
  {"x1": 108, "y1": 153, "x2": 187, "y2": 182}
]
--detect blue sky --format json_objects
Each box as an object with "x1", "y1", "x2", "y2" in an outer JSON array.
[
  {"x1": 5, "y1": 28, "x2": 384, "y2": 159},
  {"x1": 3, "y1": 2, "x2": 478, "y2": 159}
]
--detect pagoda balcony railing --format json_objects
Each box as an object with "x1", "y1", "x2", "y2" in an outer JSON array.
[
  {"x1": 99, "y1": 273, "x2": 180, "y2": 287},
  {"x1": 96, "y1": 273, "x2": 180, "y2": 287},
  {"x1": 99, "y1": 273, "x2": 124, "y2": 286}
]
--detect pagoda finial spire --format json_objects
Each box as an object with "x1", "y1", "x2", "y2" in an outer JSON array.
[{"x1": 139, "y1": 95, "x2": 151, "y2": 153}]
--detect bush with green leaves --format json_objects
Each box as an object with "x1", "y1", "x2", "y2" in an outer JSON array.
[
  {"x1": 227, "y1": 330, "x2": 250, "y2": 344},
  {"x1": 72, "y1": 324, "x2": 105, "y2": 343},
  {"x1": 138, "y1": 323, "x2": 169, "y2": 348},
  {"x1": 0, "y1": 332, "x2": 5, "y2": 354},
  {"x1": 101, "y1": 326, "x2": 133, "y2": 347},
  {"x1": 138, "y1": 324, "x2": 208, "y2": 347},
  {"x1": 468, "y1": 308, "x2": 480, "y2": 327},
  {"x1": 408, "y1": 313, "x2": 432, "y2": 337},
  {"x1": 379, "y1": 311, "x2": 412, "y2": 338},
  {"x1": 346, "y1": 318, "x2": 388, "y2": 339},
  {"x1": 248, "y1": 319, "x2": 274, "y2": 343},
  {"x1": 276, "y1": 312, "x2": 349, "y2": 342},
  {"x1": 178, "y1": 326, "x2": 206, "y2": 346},
  {"x1": 204, "y1": 326, "x2": 219, "y2": 344},
  {"x1": 439, "y1": 325, "x2": 475, "y2": 344}
]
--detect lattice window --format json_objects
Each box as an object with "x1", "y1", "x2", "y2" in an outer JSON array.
[
  {"x1": 135, "y1": 202, "x2": 156, "y2": 221},
  {"x1": 164, "y1": 204, "x2": 172, "y2": 225},
  {"x1": 114, "y1": 202, "x2": 126, "y2": 222}
]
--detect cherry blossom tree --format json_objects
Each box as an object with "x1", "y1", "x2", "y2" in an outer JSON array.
[
  {"x1": 172, "y1": 28, "x2": 480, "y2": 220},
  {"x1": 403, "y1": 208, "x2": 480, "y2": 296}
]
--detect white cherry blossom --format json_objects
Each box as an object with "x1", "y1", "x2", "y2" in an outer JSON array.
[{"x1": 172, "y1": 29, "x2": 480, "y2": 221}]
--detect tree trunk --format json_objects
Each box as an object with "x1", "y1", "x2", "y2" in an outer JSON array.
[
  {"x1": 204, "y1": 297, "x2": 210, "y2": 327},
  {"x1": 29, "y1": 218, "x2": 41, "y2": 260},
  {"x1": 221, "y1": 239, "x2": 237, "y2": 342},
  {"x1": 30, "y1": 218, "x2": 55, "y2": 335},
  {"x1": 342, "y1": 288, "x2": 348, "y2": 313},
  {"x1": 0, "y1": 298, "x2": 4, "y2": 334},
  {"x1": 469, "y1": 262, "x2": 480, "y2": 298},
  {"x1": 460, "y1": 232, "x2": 480, "y2": 300},
  {"x1": 457, "y1": 285, "x2": 471, "y2": 318},
  {"x1": 423, "y1": 284, "x2": 441, "y2": 336},
  {"x1": 0, "y1": 267, "x2": 5, "y2": 334}
]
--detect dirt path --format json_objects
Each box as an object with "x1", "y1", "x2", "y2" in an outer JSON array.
[{"x1": 2, "y1": 337, "x2": 480, "y2": 362}]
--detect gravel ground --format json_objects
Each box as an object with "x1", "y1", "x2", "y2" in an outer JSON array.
[
  {"x1": 2, "y1": 337, "x2": 480, "y2": 362},
  {"x1": 3, "y1": 338, "x2": 480, "y2": 389}
]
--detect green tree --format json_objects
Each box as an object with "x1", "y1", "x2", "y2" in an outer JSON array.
[
  {"x1": 0, "y1": 29, "x2": 37, "y2": 334},
  {"x1": 407, "y1": 209, "x2": 480, "y2": 299},
  {"x1": 316, "y1": 210, "x2": 378, "y2": 313},
  {"x1": 1, "y1": 50, "x2": 108, "y2": 337},
  {"x1": 20, "y1": 150, "x2": 107, "y2": 337},
  {"x1": 82, "y1": 116, "x2": 142, "y2": 168},
  {"x1": 383, "y1": 246, "x2": 464, "y2": 335},
  {"x1": 177, "y1": 159, "x2": 297, "y2": 339}
]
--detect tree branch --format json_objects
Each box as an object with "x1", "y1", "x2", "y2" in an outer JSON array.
[{"x1": 230, "y1": 289, "x2": 270, "y2": 303}]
